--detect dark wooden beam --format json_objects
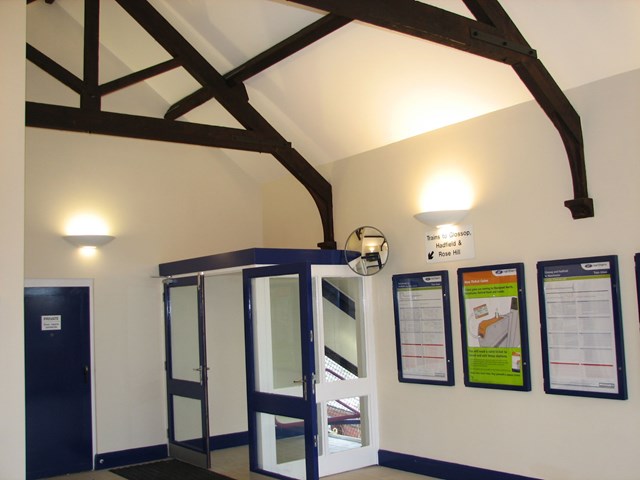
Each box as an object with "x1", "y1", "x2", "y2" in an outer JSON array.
[
  {"x1": 114, "y1": 0, "x2": 250, "y2": 115},
  {"x1": 286, "y1": 0, "x2": 536, "y2": 64},
  {"x1": 225, "y1": 13, "x2": 352, "y2": 85},
  {"x1": 463, "y1": 0, "x2": 592, "y2": 218},
  {"x1": 26, "y1": 102, "x2": 291, "y2": 153},
  {"x1": 287, "y1": 0, "x2": 592, "y2": 218},
  {"x1": 99, "y1": 59, "x2": 181, "y2": 96},
  {"x1": 115, "y1": 0, "x2": 336, "y2": 248},
  {"x1": 26, "y1": 43, "x2": 83, "y2": 93},
  {"x1": 82, "y1": 0, "x2": 100, "y2": 111},
  {"x1": 165, "y1": 86, "x2": 214, "y2": 121},
  {"x1": 165, "y1": 13, "x2": 352, "y2": 121}
]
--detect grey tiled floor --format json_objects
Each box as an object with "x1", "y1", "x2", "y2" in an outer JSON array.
[{"x1": 45, "y1": 445, "x2": 438, "y2": 480}]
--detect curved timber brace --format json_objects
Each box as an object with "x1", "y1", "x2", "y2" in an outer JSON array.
[
  {"x1": 26, "y1": 0, "x2": 593, "y2": 258},
  {"x1": 287, "y1": 0, "x2": 594, "y2": 219},
  {"x1": 26, "y1": 0, "x2": 345, "y2": 249}
]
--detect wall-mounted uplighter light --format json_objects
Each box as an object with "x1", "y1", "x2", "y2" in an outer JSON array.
[
  {"x1": 414, "y1": 209, "x2": 469, "y2": 228},
  {"x1": 63, "y1": 234, "x2": 115, "y2": 248}
]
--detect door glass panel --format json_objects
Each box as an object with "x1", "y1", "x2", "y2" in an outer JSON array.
[
  {"x1": 172, "y1": 395, "x2": 203, "y2": 448},
  {"x1": 253, "y1": 276, "x2": 303, "y2": 396},
  {"x1": 326, "y1": 396, "x2": 369, "y2": 454},
  {"x1": 322, "y1": 277, "x2": 366, "y2": 381},
  {"x1": 170, "y1": 284, "x2": 200, "y2": 382},
  {"x1": 256, "y1": 412, "x2": 306, "y2": 480}
]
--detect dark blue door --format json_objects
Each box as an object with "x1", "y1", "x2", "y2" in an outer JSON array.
[{"x1": 25, "y1": 286, "x2": 92, "y2": 480}]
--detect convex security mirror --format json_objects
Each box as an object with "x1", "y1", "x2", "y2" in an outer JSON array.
[{"x1": 344, "y1": 226, "x2": 389, "y2": 276}]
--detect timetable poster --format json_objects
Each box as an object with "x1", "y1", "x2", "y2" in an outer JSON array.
[
  {"x1": 538, "y1": 257, "x2": 627, "y2": 399},
  {"x1": 458, "y1": 264, "x2": 530, "y2": 390},
  {"x1": 392, "y1": 272, "x2": 453, "y2": 385}
]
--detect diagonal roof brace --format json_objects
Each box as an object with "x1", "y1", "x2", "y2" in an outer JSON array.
[
  {"x1": 26, "y1": 0, "x2": 341, "y2": 249},
  {"x1": 287, "y1": 0, "x2": 594, "y2": 219}
]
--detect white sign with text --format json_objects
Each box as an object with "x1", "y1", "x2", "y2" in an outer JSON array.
[
  {"x1": 41, "y1": 315, "x2": 62, "y2": 331},
  {"x1": 424, "y1": 224, "x2": 475, "y2": 263}
]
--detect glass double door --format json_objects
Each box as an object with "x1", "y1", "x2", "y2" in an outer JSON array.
[
  {"x1": 163, "y1": 275, "x2": 210, "y2": 469},
  {"x1": 244, "y1": 264, "x2": 377, "y2": 480}
]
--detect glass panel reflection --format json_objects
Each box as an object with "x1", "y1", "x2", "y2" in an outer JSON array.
[
  {"x1": 256, "y1": 413, "x2": 306, "y2": 480},
  {"x1": 322, "y1": 277, "x2": 366, "y2": 382},
  {"x1": 326, "y1": 396, "x2": 368, "y2": 454},
  {"x1": 170, "y1": 284, "x2": 200, "y2": 382},
  {"x1": 252, "y1": 276, "x2": 303, "y2": 396},
  {"x1": 173, "y1": 395, "x2": 203, "y2": 449}
]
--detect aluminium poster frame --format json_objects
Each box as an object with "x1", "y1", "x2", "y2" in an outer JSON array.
[
  {"x1": 537, "y1": 255, "x2": 627, "y2": 400},
  {"x1": 392, "y1": 271, "x2": 454, "y2": 386},
  {"x1": 457, "y1": 263, "x2": 531, "y2": 391}
]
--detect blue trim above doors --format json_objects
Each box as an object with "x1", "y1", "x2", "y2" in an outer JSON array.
[{"x1": 159, "y1": 248, "x2": 347, "y2": 276}]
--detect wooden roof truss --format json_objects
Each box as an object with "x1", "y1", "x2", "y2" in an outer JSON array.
[{"x1": 25, "y1": 0, "x2": 594, "y2": 250}]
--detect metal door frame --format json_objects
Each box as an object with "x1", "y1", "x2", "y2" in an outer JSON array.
[
  {"x1": 163, "y1": 274, "x2": 210, "y2": 468},
  {"x1": 243, "y1": 262, "x2": 319, "y2": 480}
]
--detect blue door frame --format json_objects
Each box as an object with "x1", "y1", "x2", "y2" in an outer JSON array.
[
  {"x1": 163, "y1": 275, "x2": 210, "y2": 469},
  {"x1": 243, "y1": 263, "x2": 319, "y2": 480}
]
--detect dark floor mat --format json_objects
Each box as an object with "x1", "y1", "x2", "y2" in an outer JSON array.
[{"x1": 111, "y1": 459, "x2": 235, "y2": 480}]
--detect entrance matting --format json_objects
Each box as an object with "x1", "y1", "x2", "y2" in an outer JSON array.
[{"x1": 111, "y1": 459, "x2": 235, "y2": 480}]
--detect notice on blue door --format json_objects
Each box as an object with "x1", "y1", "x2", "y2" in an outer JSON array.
[
  {"x1": 424, "y1": 225, "x2": 475, "y2": 263},
  {"x1": 41, "y1": 315, "x2": 62, "y2": 331}
]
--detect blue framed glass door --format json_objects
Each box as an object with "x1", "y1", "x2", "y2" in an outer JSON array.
[
  {"x1": 243, "y1": 263, "x2": 318, "y2": 480},
  {"x1": 163, "y1": 275, "x2": 210, "y2": 469}
]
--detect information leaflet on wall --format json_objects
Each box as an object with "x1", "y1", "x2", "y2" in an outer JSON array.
[
  {"x1": 395, "y1": 275, "x2": 449, "y2": 382},
  {"x1": 541, "y1": 261, "x2": 619, "y2": 394},
  {"x1": 460, "y1": 268, "x2": 525, "y2": 388}
]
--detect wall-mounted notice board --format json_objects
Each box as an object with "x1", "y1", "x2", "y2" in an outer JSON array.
[
  {"x1": 392, "y1": 271, "x2": 454, "y2": 386},
  {"x1": 457, "y1": 263, "x2": 531, "y2": 391},
  {"x1": 537, "y1": 255, "x2": 627, "y2": 400}
]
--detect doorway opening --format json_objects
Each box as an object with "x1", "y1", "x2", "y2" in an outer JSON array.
[{"x1": 159, "y1": 249, "x2": 378, "y2": 480}]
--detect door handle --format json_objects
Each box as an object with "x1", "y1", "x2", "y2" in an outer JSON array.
[
  {"x1": 193, "y1": 366, "x2": 209, "y2": 385},
  {"x1": 293, "y1": 375, "x2": 308, "y2": 400},
  {"x1": 83, "y1": 365, "x2": 89, "y2": 384}
]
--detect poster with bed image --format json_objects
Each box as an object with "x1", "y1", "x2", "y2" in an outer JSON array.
[{"x1": 457, "y1": 263, "x2": 531, "y2": 391}]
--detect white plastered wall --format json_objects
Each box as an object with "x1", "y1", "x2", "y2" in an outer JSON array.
[
  {"x1": 263, "y1": 69, "x2": 640, "y2": 480},
  {"x1": 24, "y1": 127, "x2": 263, "y2": 453},
  {"x1": 0, "y1": 2, "x2": 26, "y2": 479}
]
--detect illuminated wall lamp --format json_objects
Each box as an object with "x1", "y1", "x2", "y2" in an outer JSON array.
[
  {"x1": 414, "y1": 209, "x2": 469, "y2": 228},
  {"x1": 63, "y1": 234, "x2": 115, "y2": 248}
]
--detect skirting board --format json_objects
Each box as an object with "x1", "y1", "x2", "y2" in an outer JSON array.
[
  {"x1": 378, "y1": 450, "x2": 541, "y2": 480},
  {"x1": 95, "y1": 431, "x2": 249, "y2": 470},
  {"x1": 95, "y1": 444, "x2": 168, "y2": 470}
]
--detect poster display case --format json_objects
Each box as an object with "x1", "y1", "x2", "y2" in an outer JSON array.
[
  {"x1": 457, "y1": 263, "x2": 531, "y2": 391},
  {"x1": 537, "y1": 255, "x2": 627, "y2": 400},
  {"x1": 392, "y1": 271, "x2": 454, "y2": 386}
]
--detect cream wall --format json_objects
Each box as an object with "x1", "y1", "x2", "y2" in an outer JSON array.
[
  {"x1": 24, "y1": 128, "x2": 263, "y2": 454},
  {"x1": 263, "y1": 69, "x2": 640, "y2": 480},
  {"x1": 0, "y1": 2, "x2": 26, "y2": 479}
]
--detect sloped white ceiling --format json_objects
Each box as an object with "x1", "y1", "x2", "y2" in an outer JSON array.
[{"x1": 26, "y1": 0, "x2": 640, "y2": 182}]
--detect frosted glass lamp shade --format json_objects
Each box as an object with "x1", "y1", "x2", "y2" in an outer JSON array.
[
  {"x1": 63, "y1": 234, "x2": 115, "y2": 248},
  {"x1": 414, "y1": 209, "x2": 469, "y2": 228}
]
